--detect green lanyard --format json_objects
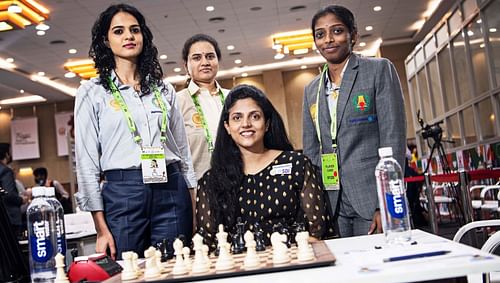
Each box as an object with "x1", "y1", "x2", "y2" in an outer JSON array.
[
  {"x1": 107, "y1": 77, "x2": 168, "y2": 145},
  {"x1": 314, "y1": 64, "x2": 338, "y2": 152},
  {"x1": 190, "y1": 89, "x2": 225, "y2": 152}
]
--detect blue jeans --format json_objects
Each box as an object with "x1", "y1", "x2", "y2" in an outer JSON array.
[{"x1": 102, "y1": 163, "x2": 192, "y2": 258}]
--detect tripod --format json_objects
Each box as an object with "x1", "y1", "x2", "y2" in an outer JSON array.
[{"x1": 418, "y1": 111, "x2": 465, "y2": 225}]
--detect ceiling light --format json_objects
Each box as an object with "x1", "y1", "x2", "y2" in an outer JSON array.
[
  {"x1": 68, "y1": 49, "x2": 77, "y2": 54},
  {"x1": 37, "y1": 71, "x2": 45, "y2": 76},
  {"x1": 0, "y1": 95, "x2": 46, "y2": 105},
  {"x1": 35, "y1": 22, "x2": 50, "y2": 31},
  {"x1": 300, "y1": 65, "x2": 307, "y2": 69},
  {"x1": 476, "y1": 19, "x2": 482, "y2": 24},
  {"x1": 234, "y1": 59, "x2": 242, "y2": 64},
  {"x1": 373, "y1": 6, "x2": 382, "y2": 12},
  {"x1": 359, "y1": 42, "x2": 366, "y2": 47},
  {"x1": 365, "y1": 26, "x2": 373, "y2": 31},
  {"x1": 8, "y1": 3, "x2": 22, "y2": 13},
  {"x1": 467, "y1": 30, "x2": 474, "y2": 36},
  {"x1": 206, "y1": 6, "x2": 214, "y2": 12},
  {"x1": 64, "y1": 59, "x2": 96, "y2": 79},
  {"x1": 274, "y1": 53, "x2": 285, "y2": 60},
  {"x1": 20, "y1": 89, "x2": 25, "y2": 93},
  {"x1": 241, "y1": 73, "x2": 248, "y2": 77},
  {"x1": 480, "y1": 43, "x2": 485, "y2": 48},
  {"x1": 489, "y1": 28, "x2": 497, "y2": 33},
  {"x1": 227, "y1": 45, "x2": 235, "y2": 50},
  {"x1": 293, "y1": 48, "x2": 309, "y2": 55},
  {"x1": 36, "y1": 30, "x2": 45, "y2": 36},
  {"x1": 0, "y1": 58, "x2": 16, "y2": 70},
  {"x1": 272, "y1": 29, "x2": 314, "y2": 56},
  {"x1": 2, "y1": 0, "x2": 50, "y2": 31},
  {"x1": 6, "y1": 58, "x2": 14, "y2": 63},
  {"x1": 173, "y1": 67, "x2": 181, "y2": 72},
  {"x1": 64, "y1": 72, "x2": 76, "y2": 78},
  {"x1": 31, "y1": 74, "x2": 76, "y2": 96},
  {"x1": 160, "y1": 54, "x2": 168, "y2": 60}
]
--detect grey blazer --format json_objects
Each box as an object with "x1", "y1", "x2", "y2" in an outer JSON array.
[{"x1": 302, "y1": 54, "x2": 406, "y2": 220}]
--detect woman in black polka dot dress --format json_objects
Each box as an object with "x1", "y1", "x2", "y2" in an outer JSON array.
[{"x1": 195, "y1": 84, "x2": 326, "y2": 250}]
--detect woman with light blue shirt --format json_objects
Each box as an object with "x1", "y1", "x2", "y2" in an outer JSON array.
[{"x1": 74, "y1": 3, "x2": 196, "y2": 259}]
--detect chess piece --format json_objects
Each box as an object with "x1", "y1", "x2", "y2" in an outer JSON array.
[
  {"x1": 202, "y1": 245, "x2": 211, "y2": 269},
  {"x1": 215, "y1": 225, "x2": 234, "y2": 271},
  {"x1": 192, "y1": 233, "x2": 209, "y2": 274},
  {"x1": 121, "y1": 251, "x2": 138, "y2": 281},
  {"x1": 132, "y1": 252, "x2": 142, "y2": 276},
  {"x1": 182, "y1": 247, "x2": 192, "y2": 271},
  {"x1": 295, "y1": 231, "x2": 315, "y2": 262},
  {"x1": 172, "y1": 238, "x2": 188, "y2": 275},
  {"x1": 144, "y1": 247, "x2": 161, "y2": 279},
  {"x1": 231, "y1": 217, "x2": 246, "y2": 254},
  {"x1": 54, "y1": 253, "x2": 70, "y2": 283},
  {"x1": 270, "y1": 232, "x2": 290, "y2": 264},
  {"x1": 155, "y1": 250, "x2": 167, "y2": 273},
  {"x1": 156, "y1": 238, "x2": 173, "y2": 262},
  {"x1": 243, "y1": 231, "x2": 260, "y2": 269},
  {"x1": 254, "y1": 222, "x2": 266, "y2": 252}
]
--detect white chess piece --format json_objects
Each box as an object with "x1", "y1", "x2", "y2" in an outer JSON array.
[
  {"x1": 54, "y1": 253, "x2": 70, "y2": 283},
  {"x1": 295, "y1": 231, "x2": 315, "y2": 262},
  {"x1": 144, "y1": 247, "x2": 161, "y2": 279},
  {"x1": 202, "y1": 245, "x2": 211, "y2": 269},
  {"x1": 182, "y1": 247, "x2": 192, "y2": 271},
  {"x1": 243, "y1": 231, "x2": 260, "y2": 269},
  {"x1": 192, "y1": 233, "x2": 209, "y2": 274},
  {"x1": 132, "y1": 252, "x2": 142, "y2": 276},
  {"x1": 121, "y1": 251, "x2": 138, "y2": 281},
  {"x1": 172, "y1": 238, "x2": 188, "y2": 275},
  {"x1": 215, "y1": 225, "x2": 234, "y2": 271},
  {"x1": 155, "y1": 250, "x2": 167, "y2": 273},
  {"x1": 271, "y1": 232, "x2": 290, "y2": 264}
]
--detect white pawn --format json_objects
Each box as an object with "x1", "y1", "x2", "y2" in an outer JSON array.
[
  {"x1": 271, "y1": 232, "x2": 290, "y2": 264},
  {"x1": 172, "y1": 238, "x2": 188, "y2": 275},
  {"x1": 121, "y1": 251, "x2": 138, "y2": 281},
  {"x1": 132, "y1": 252, "x2": 142, "y2": 276},
  {"x1": 155, "y1": 250, "x2": 167, "y2": 273},
  {"x1": 243, "y1": 231, "x2": 260, "y2": 269},
  {"x1": 192, "y1": 234, "x2": 209, "y2": 274},
  {"x1": 182, "y1": 247, "x2": 192, "y2": 271},
  {"x1": 144, "y1": 247, "x2": 161, "y2": 279},
  {"x1": 202, "y1": 245, "x2": 211, "y2": 269},
  {"x1": 295, "y1": 231, "x2": 315, "y2": 262},
  {"x1": 216, "y1": 242, "x2": 234, "y2": 271},
  {"x1": 54, "y1": 253, "x2": 70, "y2": 283}
]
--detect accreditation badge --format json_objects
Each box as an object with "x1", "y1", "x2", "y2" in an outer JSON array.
[
  {"x1": 141, "y1": 146, "x2": 168, "y2": 184},
  {"x1": 321, "y1": 153, "x2": 339, "y2": 191}
]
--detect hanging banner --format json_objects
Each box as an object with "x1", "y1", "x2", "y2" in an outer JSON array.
[
  {"x1": 10, "y1": 117, "x2": 40, "y2": 160},
  {"x1": 54, "y1": 112, "x2": 74, "y2": 156}
]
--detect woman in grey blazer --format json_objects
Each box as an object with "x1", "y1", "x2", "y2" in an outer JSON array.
[{"x1": 302, "y1": 5, "x2": 406, "y2": 237}]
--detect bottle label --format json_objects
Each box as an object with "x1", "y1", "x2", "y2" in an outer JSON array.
[
  {"x1": 55, "y1": 218, "x2": 66, "y2": 254},
  {"x1": 30, "y1": 220, "x2": 54, "y2": 262},
  {"x1": 385, "y1": 179, "x2": 406, "y2": 219}
]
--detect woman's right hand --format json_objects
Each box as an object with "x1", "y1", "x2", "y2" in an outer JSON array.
[{"x1": 91, "y1": 211, "x2": 116, "y2": 260}]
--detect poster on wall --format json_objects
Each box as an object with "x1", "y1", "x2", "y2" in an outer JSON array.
[
  {"x1": 54, "y1": 112, "x2": 74, "y2": 156},
  {"x1": 10, "y1": 117, "x2": 40, "y2": 160}
]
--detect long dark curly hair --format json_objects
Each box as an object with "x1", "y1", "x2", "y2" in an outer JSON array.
[
  {"x1": 206, "y1": 84, "x2": 293, "y2": 228},
  {"x1": 89, "y1": 4, "x2": 163, "y2": 94}
]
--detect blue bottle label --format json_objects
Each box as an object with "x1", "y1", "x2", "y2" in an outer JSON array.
[
  {"x1": 55, "y1": 218, "x2": 66, "y2": 254},
  {"x1": 385, "y1": 179, "x2": 406, "y2": 219},
  {"x1": 30, "y1": 220, "x2": 54, "y2": 262}
]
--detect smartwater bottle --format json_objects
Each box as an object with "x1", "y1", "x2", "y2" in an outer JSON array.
[
  {"x1": 26, "y1": 186, "x2": 57, "y2": 282},
  {"x1": 45, "y1": 187, "x2": 67, "y2": 256},
  {"x1": 375, "y1": 147, "x2": 411, "y2": 244}
]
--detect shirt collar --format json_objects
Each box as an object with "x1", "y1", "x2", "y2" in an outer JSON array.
[
  {"x1": 324, "y1": 56, "x2": 350, "y2": 94},
  {"x1": 188, "y1": 80, "x2": 222, "y2": 96},
  {"x1": 109, "y1": 70, "x2": 131, "y2": 90}
]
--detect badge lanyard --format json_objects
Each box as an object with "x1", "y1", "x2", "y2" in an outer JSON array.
[
  {"x1": 190, "y1": 88, "x2": 224, "y2": 152},
  {"x1": 315, "y1": 64, "x2": 340, "y2": 189},
  {"x1": 107, "y1": 78, "x2": 169, "y2": 145}
]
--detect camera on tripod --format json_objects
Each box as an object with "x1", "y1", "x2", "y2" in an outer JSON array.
[{"x1": 417, "y1": 110, "x2": 443, "y2": 143}]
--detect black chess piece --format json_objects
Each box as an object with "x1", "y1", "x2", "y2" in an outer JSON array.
[
  {"x1": 233, "y1": 217, "x2": 247, "y2": 254},
  {"x1": 281, "y1": 225, "x2": 293, "y2": 248},
  {"x1": 254, "y1": 222, "x2": 266, "y2": 252},
  {"x1": 155, "y1": 238, "x2": 173, "y2": 261}
]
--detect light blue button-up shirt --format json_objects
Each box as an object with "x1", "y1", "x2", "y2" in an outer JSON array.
[{"x1": 74, "y1": 71, "x2": 196, "y2": 211}]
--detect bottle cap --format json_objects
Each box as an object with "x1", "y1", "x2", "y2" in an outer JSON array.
[
  {"x1": 45, "y1": 187, "x2": 56, "y2": 197},
  {"x1": 32, "y1": 186, "x2": 46, "y2": 197},
  {"x1": 378, "y1": 147, "x2": 393, "y2": 158}
]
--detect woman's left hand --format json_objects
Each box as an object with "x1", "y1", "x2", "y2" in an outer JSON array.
[{"x1": 368, "y1": 210, "x2": 382, "y2": 234}]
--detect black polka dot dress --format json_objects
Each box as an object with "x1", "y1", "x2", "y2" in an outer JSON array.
[{"x1": 195, "y1": 151, "x2": 326, "y2": 249}]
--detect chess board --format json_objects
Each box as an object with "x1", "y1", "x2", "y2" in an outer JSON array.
[{"x1": 103, "y1": 241, "x2": 336, "y2": 283}]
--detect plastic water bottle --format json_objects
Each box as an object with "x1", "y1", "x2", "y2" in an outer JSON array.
[
  {"x1": 26, "y1": 186, "x2": 57, "y2": 282},
  {"x1": 375, "y1": 147, "x2": 411, "y2": 244},
  {"x1": 45, "y1": 187, "x2": 67, "y2": 256}
]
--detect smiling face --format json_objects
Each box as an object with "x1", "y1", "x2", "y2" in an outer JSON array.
[
  {"x1": 224, "y1": 98, "x2": 268, "y2": 152},
  {"x1": 186, "y1": 41, "x2": 219, "y2": 85},
  {"x1": 313, "y1": 13, "x2": 356, "y2": 65},
  {"x1": 106, "y1": 11, "x2": 143, "y2": 62}
]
